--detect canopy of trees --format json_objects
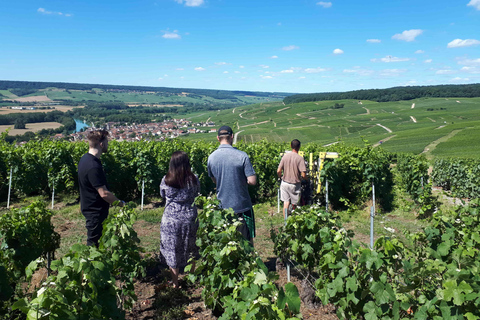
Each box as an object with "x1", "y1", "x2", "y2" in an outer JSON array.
[
  {"x1": 283, "y1": 83, "x2": 480, "y2": 104},
  {"x1": 0, "y1": 80, "x2": 293, "y2": 100}
]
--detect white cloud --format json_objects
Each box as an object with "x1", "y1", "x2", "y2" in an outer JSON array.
[
  {"x1": 223, "y1": 71, "x2": 229, "y2": 74},
  {"x1": 234, "y1": 71, "x2": 241, "y2": 74},
  {"x1": 215, "y1": 62, "x2": 229, "y2": 65},
  {"x1": 450, "y1": 77, "x2": 470, "y2": 82},
  {"x1": 280, "y1": 69, "x2": 294, "y2": 73},
  {"x1": 379, "y1": 69, "x2": 407, "y2": 76},
  {"x1": 343, "y1": 68, "x2": 374, "y2": 76},
  {"x1": 259, "y1": 65, "x2": 269, "y2": 69},
  {"x1": 333, "y1": 48, "x2": 344, "y2": 55},
  {"x1": 162, "y1": 31, "x2": 181, "y2": 39},
  {"x1": 175, "y1": 0, "x2": 204, "y2": 7},
  {"x1": 299, "y1": 76, "x2": 306, "y2": 79},
  {"x1": 366, "y1": 39, "x2": 381, "y2": 43},
  {"x1": 467, "y1": 0, "x2": 480, "y2": 10},
  {"x1": 239, "y1": 66, "x2": 245, "y2": 69},
  {"x1": 403, "y1": 80, "x2": 418, "y2": 86},
  {"x1": 194, "y1": 67, "x2": 205, "y2": 71},
  {"x1": 415, "y1": 50, "x2": 425, "y2": 54},
  {"x1": 424, "y1": 59, "x2": 433, "y2": 63},
  {"x1": 461, "y1": 66, "x2": 480, "y2": 73},
  {"x1": 436, "y1": 69, "x2": 456, "y2": 75},
  {"x1": 260, "y1": 75, "x2": 273, "y2": 79},
  {"x1": 282, "y1": 45, "x2": 299, "y2": 51},
  {"x1": 270, "y1": 55, "x2": 279, "y2": 59},
  {"x1": 457, "y1": 58, "x2": 480, "y2": 66},
  {"x1": 371, "y1": 55, "x2": 411, "y2": 62},
  {"x1": 304, "y1": 67, "x2": 327, "y2": 73},
  {"x1": 447, "y1": 39, "x2": 480, "y2": 48},
  {"x1": 176, "y1": 68, "x2": 184, "y2": 71},
  {"x1": 317, "y1": 2, "x2": 332, "y2": 8},
  {"x1": 392, "y1": 29, "x2": 423, "y2": 42},
  {"x1": 37, "y1": 7, "x2": 72, "y2": 16}
]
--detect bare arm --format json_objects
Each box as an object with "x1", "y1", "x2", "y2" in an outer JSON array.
[
  {"x1": 211, "y1": 177, "x2": 217, "y2": 185},
  {"x1": 96, "y1": 185, "x2": 124, "y2": 206},
  {"x1": 277, "y1": 167, "x2": 283, "y2": 179},
  {"x1": 301, "y1": 171, "x2": 307, "y2": 180},
  {"x1": 247, "y1": 175, "x2": 257, "y2": 186}
]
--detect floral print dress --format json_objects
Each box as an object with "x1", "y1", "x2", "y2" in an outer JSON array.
[{"x1": 159, "y1": 176, "x2": 200, "y2": 269}]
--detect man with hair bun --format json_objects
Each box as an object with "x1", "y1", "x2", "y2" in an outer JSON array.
[
  {"x1": 78, "y1": 129, "x2": 125, "y2": 247},
  {"x1": 277, "y1": 139, "x2": 307, "y2": 218}
]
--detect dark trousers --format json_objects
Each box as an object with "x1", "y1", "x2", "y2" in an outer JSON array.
[{"x1": 83, "y1": 211, "x2": 108, "y2": 247}]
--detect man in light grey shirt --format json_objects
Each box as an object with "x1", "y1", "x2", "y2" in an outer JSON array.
[{"x1": 207, "y1": 126, "x2": 257, "y2": 243}]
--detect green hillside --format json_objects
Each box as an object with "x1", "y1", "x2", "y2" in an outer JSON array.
[{"x1": 182, "y1": 97, "x2": 480, "y2": 158}]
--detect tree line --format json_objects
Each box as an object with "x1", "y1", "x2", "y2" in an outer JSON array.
[
  {"x1": 283, "y1": 83, "x2": 480, "y2": 104},
  {"x1": 0, "y1": 80, "x2": 292, "y2": 101}
]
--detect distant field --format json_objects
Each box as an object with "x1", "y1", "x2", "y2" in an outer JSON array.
[
  {"x1": 13, "y1": 95, "x2": 52, "y2": 102},
  {"x1": 0, "y1": 122, "x2": 64, "y2": 135},
  {"x1": 181, "y1": 97, "x2": 480, "y2": 157},
  {"x1": 0, "y1": 106, "x2": 83, "y2": 114}
]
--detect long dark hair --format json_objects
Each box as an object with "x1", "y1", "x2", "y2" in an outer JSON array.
[{"x1": 164, "y1": 151, "x2": 196, "y2": 189}]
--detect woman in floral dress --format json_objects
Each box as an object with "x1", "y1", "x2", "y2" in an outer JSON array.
[{"x1": 160, "y1": 151, "x2": 200, "y2": 288}]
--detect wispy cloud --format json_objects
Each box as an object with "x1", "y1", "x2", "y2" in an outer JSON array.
[
  {"x1": 436, "y1": 69, "x2": 456, "y2": 75},
  {"x1": 260, "y1": 75, "x2": 273, "y2": 79},
  {"x1": 343, "y1": 68, "x2": 374, "y2": 76},
  {"x1": 366, "y1": 39, "x2": 381, "y2": 43},
  {"x1": 270, "y1": 55, "x2": 279, "y2": 59},
  {"x1": 461, "y1": 66, "x2": 480, "y2": 73},
  {"x1": 447, "y1": 38, "x2": 480, "y2": 48},
  {"x1": 215, "y1": 62, "x2": 230, "y2": 66},
  {"x1": 317, "y1": 2, "x2": 332, "y2": 8},
  {"x1": 450, "y1": 77, "x2": 470, "y2": 82},
  {"x1": 280, "y1": 69, "x2": 294, "y2": 73},
  {"x1": 379, "y1": 69, "x2": 407, "y2": 76},
  {"x1": 424, "y1": 59, "x2": 433, "y2": 63},
  {"x1": 175, "y1": 0, "x2": 204, "y2": 7},
  {"x1": 304, "y1": 67, "x2": 327, "y2": 73},
  {"x1": 392, "y1": 29, "x2": 423, "y2": 42},
  {"x1": 333, "y1": 48, "x2": 344, "y2": 55},
  {"x1": 457, "y1": 58, "x2": 480, "y2": 66},
  {"x1": 467, "y1": 0, "x2": 480, "y2": 10},
  {"x1": 259, "y1": 65, "x2": 270, "y2": 69},
  {"x1": 194, "y1": 67, "x2": 205, "y2": 71},
  {"x1": 176, "y1": 68, "x2": 184, "y2": 71},
  {"x1": 415, "y1": 50, "x2": 425, "y2": 54},
  {"x1": 282, "y1": 45, "x2": 299, "y2": 51},
  {"x1": 162, "y1": 31, "x2": 181, "y2": 39},
  {"x1": 37, "y1": 8, "x2": 72, "y2": 16},
  {"x1": 371, "y1": 55, "x2": 411, "y2": 62}
]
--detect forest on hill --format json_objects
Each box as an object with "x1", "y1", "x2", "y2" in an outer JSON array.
[
  {"x1": 284, "y1": 83, "x2": 480, "y2": 104},
  {"x1": 0, "y1": 80, "x2": 292, "y2": 100}
]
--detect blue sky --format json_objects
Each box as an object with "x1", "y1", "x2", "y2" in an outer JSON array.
[{"x1": 1, "y1": 0, "x2": 479, "y2": 93}]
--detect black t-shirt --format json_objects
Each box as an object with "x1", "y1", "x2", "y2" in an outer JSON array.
[{"x1": 78, "y1": 153, "x2": 109, "y2": 215}]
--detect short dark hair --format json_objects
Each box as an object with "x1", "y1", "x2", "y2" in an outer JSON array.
[
  {"x1": 87, "y1": 129, "x2": 109, "y2": 148},
  {"x1": 164, "y1": 151, "x2": 196, "y2": 189},
  {"x1": 291, "y1": 139, "x2": 301, "y2": 151}
]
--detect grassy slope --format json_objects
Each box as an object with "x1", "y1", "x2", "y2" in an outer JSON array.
[{"x1": 182, "y1": 97, "x2": 480, "y2": 157}]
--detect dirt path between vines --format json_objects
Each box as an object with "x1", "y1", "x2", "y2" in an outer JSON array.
[
  {"x1": 373, "y1": 135, "x2": 396, "y2": 147},
  {"x1": 421, "y1": 129, "x2": 462, "y2": 160}
]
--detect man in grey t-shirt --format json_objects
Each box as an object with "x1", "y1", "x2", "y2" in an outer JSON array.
[{"x1": 207, "y1": 125, "x2": 257, "y2": 243}]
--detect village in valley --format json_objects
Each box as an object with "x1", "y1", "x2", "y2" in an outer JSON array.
[{"x1": 69, "y1": 119, "x2": 217, "y2": 142}]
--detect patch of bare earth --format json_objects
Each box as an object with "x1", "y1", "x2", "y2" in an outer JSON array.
[
  {"x1": 0, "y1": 122, "x2": 64, "y2": 135},
  {"x1": 14, "y1": 96, "x2": 52, "y2": 102}
]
